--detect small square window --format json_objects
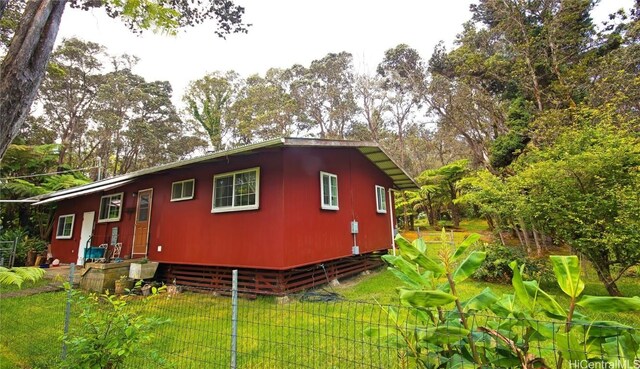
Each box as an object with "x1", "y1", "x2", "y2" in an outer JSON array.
[
  {"x1": 375, "y1": 185, "x2": 387, "y2": 213},
  {"x1": 320, "y1": 172, "x2": 339, "y2": 210},
  {"x1": 171, "y1": 179, "x2": 195, "y2": 201},
  {"x1": 56, "y1": 214, "x2": 75, "y2": 239},
  {"x1": 98, "y1": 193, "x2": 123, "y2": 223}
]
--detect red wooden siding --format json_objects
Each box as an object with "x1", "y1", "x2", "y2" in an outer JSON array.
[
  {"x1": 146, "y1": 149, "x2": 284, "y2": 267},
  {"x1": 50, "y1": 147, "x2": 394, "y2": 270},
  {"x1": 281, "y1": 147, "x2": 394, "y2": 268}
]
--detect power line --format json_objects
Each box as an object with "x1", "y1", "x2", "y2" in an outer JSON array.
[{"x1": 0, "y1": 166, "x2": 98, "y2": 181}]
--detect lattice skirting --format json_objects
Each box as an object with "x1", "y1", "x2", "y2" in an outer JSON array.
[{"x1": 156, "y1": 252, "x2": 386, "y2": 296}]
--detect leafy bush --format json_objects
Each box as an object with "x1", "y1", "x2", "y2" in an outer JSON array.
[
  {"x1": 473, "y1": 243, "x2": 551, "y2": 283},
  {"x1": 368, "y1": 234, "x2": 640, "y2": 369},
  {"x1": 62, "y1": 286, "x2": 169, "y2": 369},
  {"x1": 0, "y1": 227, "x2": 47, "y2": 266}
]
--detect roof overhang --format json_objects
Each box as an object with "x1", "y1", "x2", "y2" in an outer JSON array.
[
  {"x1": 31, "y1": 137, "x2": 418, "y2": 205},
  {"x1": 32, "y1": 180, "x2": 133, "y2": 206}
]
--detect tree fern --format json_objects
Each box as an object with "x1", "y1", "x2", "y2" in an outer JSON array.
[{"x1": 0, "y1": 267, "x2": 45, "y2": 288}]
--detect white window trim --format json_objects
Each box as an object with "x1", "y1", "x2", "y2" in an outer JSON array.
[
  {"x1": 171, "y1": 179, "x2": 195, "y2": 202},
  {"x1": 211, "y1": 167, "x2": 260, "y2": 213},
  {"x1": 320, "y1": 171, "x2": 339, "y2": 211},
  {"x1": 375, "y1": 185, "x2": 387, "y2": 214},
  {"x1": 97, "y1": 192, "x2": 124, "y2": 223},
  {"x1": 55, "y1": 214, "x2": 75, "y2": 239}
]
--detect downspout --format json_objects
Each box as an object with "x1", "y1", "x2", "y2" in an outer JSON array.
[{"x1": 388, "y1": 188, "x2": 397, "y2": 256}]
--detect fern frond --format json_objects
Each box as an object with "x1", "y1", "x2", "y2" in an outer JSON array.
[{"x1": 12, "y1": 267, "x2": 46, "y2": 283}]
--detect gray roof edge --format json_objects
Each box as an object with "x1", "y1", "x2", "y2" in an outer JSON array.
[
  {"x1": 373, "y1": 145, "x2": 420, "y2": 191},
  {"x1": 32, "y1": 137, "x2": 417, "y2": 203},
  {"x1": 31, "y1": 137, "x2": 286, "y2": 201}
]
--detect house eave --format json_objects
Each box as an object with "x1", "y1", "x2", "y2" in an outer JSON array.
[{"x1": 31, "y1": 137, "x2": 418, "y2": 205}]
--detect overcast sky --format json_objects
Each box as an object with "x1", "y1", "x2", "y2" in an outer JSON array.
[{"x1": 57, "y1": 0, "x2": 631, "y2": 106}]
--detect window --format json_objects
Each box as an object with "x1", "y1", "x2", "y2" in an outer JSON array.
[
  {"x1": 212, "y1": 167, "x2": 260, "y2": 213},
  {"x1": 56, "y1": 214, "x2": 75, "y2": 239},
  {"x1": 171, "y1": 179, "x2": 195, "y2": 201},
  {"x1": 375, "y1": 185, "x2": 387, "y2": 213},
  {"x1": 98, "y1": 193, "x2": 123, "y2": 222},
  {"x1": 320, "y1": 171, "x2": 339, "y2": 210}
]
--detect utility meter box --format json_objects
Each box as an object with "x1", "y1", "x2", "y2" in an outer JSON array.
[
  {"x1": 352, "y1": 245, "x2": 360, "y2": 255},
  {"x1": 350, "y1": 220, "x2": 359, "y2": 234}
]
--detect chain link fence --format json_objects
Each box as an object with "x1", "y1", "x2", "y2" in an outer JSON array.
[{"x1": 1, "y1": 268, "x2": 638, "y2": 369}]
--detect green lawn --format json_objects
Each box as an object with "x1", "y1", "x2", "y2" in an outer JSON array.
[
  {"x1": 1, "y1": 224, "x2": 638, "y2": 368},
  {"x1": 2, "y1": 265, "x2": 638, "y2": 369},
  {"x1": 0, "y1": 278, "x2": 50, "y2": 295}
]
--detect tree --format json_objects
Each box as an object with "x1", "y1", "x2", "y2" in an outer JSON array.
[
  {"x1": 1, "y1": 143, "x2": 91, "y2": 240},
  {"x1": 0, "y1": 0, "x2": 249, "y2": 159},
  {"x1": 415, "y1": 160, "x2": 469, "y2": 228},
  {"x1": 377, "y1": 44, "x2": 427, "y2": 169},
  {"x1": 0, "y1": 0, "x2": 67, "y2": 159},
  {"x1": 510, "y1": 124, "x2": 640, "y2": 296},
  {"x1": 228, "y1": 69, "x2": 299, "y2": 145},
  {"x1": 93, "y1": 64, "x2": 205, "y2": 175},
  {"x1": 0, "y1": 0, "x2": 24, "y2": 50},
  {"x1": 351, "y1": 73, "x2": 388, "y2": 142},
  {"x1": 182, "y1": 71, "x2": 241, "y2": 151},
  {"x1": 287, "y1": 52, "x2": 358, "y2": 139},
  {"x1": 426, "y1": 1, "x2": 603, "y2": 171},
  {"x1": 39, "y1": 37, "x2": 105, "y2": 168}
]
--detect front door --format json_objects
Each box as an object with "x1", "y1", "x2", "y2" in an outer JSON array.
[
  {"x1": 132, "y1": 189, "x2": 153, "y2": 257},
  {"x1": 78, "y1": 211, "x2": 95, "y2": 266}
]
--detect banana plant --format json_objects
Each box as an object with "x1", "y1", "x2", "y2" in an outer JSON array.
[
  {"x1": 368, "y1": 231, "x2": 486, "y2": 368},
  {"x1": 368, "y1": 233, "x2": 640, "y2": 369},
  {"x1": 507, "y1": 255, "x2": 640, "y2": 369}
]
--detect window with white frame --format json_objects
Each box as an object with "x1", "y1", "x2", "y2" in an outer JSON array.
[
  {"x1": 171, "y1": 179, "x2": 195, "y2": 201},
  {"x1": 212, "y1": 167, "x2": 260, "y2": 213},
  {"x1": 56, "y1": 214, "x2": 75, "y2": 239},
  {"x1": 98, "y1": 193, "x2": 123, "y2": 222},
  {"x1": 320, "y1": 171, "x2": 339, "y2": 210},
  {"x1": 375, "y1": 185, "x2": 387, "y2": 213}
]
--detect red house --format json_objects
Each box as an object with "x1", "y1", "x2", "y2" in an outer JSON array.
[{"x1": 34, "y1": 138, "x2": 417, "y2": 294}]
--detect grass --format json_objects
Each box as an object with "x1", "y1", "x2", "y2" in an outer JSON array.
[
  {"x1": 0, "y1": 278, "x2": 50, "y2": 295},
  {"x1": 0, "y1": 291, "x2": 67, "y2": 369},
  {"x1": 1, "y1": 221, "x2": 638, "y2": 368},
  {"x1": 413, "y1": 218, "x2": 490, "y2": 233}
]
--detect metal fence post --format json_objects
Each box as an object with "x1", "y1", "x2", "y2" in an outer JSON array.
[
  {"x1": 9, "y1": 237, "x2": 17, "y2": 268},
  {"x1": 230, "y1": 269, "x2": 238, "y2": 369},
  {"x1": 61, "y1": 263, "x2": 75, "y2": 360}
]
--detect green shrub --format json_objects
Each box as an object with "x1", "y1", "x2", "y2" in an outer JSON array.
[
  {"x1": 62, "y1": 285, "x2": 169, "y2": 369},
  {"x1": 0, "y1": 227, "x2": 47, "y2": 266},
  {"x1": 473, "y1": 243, "x2": 551, "y2": 283},
  {"x1": 368, "y1": 234, "x2": 640, "y2": 369}
]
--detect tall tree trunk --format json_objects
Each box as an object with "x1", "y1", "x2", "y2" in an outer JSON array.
[
  {"x1": 496, "y1": 215, "x2": 506, "y2": 246},
  {"x1": 450, "y1": 202, "x2": 460, "y2": 228},
  {"x1": 426, "y1": 193, "x2": 436, "y2": 228},
  {"x1": 401, "y1": 191, "x2": 409, "y2": 231},
  {"x1": 593, "y1": 262, "x2": 623, "y2": 297},
  {"x1": 0, "y1": 0, "x2": 67, "y2": 158},
  {"x1": 485, "y1": 215, "x2": 495, "y2": 231},
  {"x1": 510, "y1": 218, "x2": 525, "y2": 247},
  {"x1": 531, "y1": 223, "x2": 543, "y2": 257},
  {"x1": 448, "y1": 183, "x2": 460, "y2": 228},
  {"x1": 498, "y1": 230, "x2": 506, "y2": 246},
  {"x1": 517, "y1": 217, "x2": 532, "y2": 255}
]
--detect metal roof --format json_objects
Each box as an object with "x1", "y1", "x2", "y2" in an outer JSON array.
[
  {"x1": 32, "y1": 180, "x2": 133, "y2": 206},
  {"x1": 31, "y1": 137, "x2": 418, "y2": 205}
]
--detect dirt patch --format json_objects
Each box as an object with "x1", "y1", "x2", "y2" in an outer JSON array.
[{"x1": 0, "y1": 283, "x2": 64, "y2": 299}]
